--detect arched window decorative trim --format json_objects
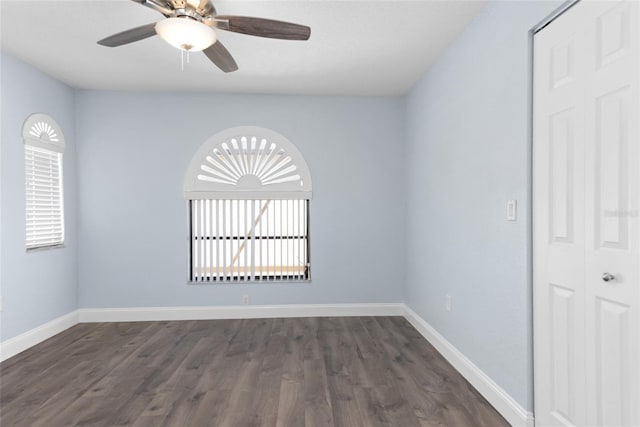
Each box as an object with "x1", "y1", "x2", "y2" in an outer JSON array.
[
  {"x1": 23, "y1": 113, "x2": 66, "y2": 153},
  {"x1": 184, "y1": 126, "x2": 312, "y2": 200}
]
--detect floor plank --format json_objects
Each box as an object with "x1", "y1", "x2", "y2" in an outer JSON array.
[{"x1": 0, "y1": 317, "x2": 509, "y2": 427}]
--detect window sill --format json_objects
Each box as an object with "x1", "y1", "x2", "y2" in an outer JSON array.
[
  {"x1": 188, "y1": 279, "x2": 311, "y2": 286},
  {"x1": 26, "y1": 244, "x2": 65, "y2": 253}
]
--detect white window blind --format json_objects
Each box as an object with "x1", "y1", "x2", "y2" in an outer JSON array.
[
  {"x1": 190, "y1": 199, "x2": 309, "y2": 282},
  {"x1": 23, "y1": 114, "x2": 65, "y2": 250},
  {"x1": 25, "y1": 146, "x2": 64, "y2": 249}
]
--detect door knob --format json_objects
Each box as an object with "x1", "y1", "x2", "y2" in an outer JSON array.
[{"x1": 602, "y1": 272, "x2": 615, "y2": 282}]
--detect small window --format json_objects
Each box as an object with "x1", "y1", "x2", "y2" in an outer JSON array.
[
  {"x1": 184, "y1": 126, "x2": 312, "y2": 283},
  {"x1": 22, "y1": 114, "x2": 65, "y2": 250}
]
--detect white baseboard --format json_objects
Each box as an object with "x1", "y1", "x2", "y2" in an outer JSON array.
[
  {"x1": 402, "y1": 305, "x2": 534, "y2": 427},
  {"x1": 0, "y1": 310, "x2": 79, "y2": 362},
  {"x1": 77, "y1": 303, "x2": 405, "y2": 323}
]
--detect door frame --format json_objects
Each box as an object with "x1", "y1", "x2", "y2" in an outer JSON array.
[{"x1": 528, "y1": 0, "x2": 580, "y2": 423}]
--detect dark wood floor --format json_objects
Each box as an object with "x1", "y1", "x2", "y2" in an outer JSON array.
[{"x1": 0, "y1": 317, "x2": 508, "y2": 427}]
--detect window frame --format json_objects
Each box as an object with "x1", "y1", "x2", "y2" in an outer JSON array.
[
  {"x1": 22, "y1": 114, "x2": 66, "y2": 252},
  {"x1": 188, "y1": 199, "x2": 311, "y2": 283}
]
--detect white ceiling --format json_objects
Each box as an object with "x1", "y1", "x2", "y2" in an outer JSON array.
[{"x1": 0, "y1": 0, "x2": 485, "y2": 96}]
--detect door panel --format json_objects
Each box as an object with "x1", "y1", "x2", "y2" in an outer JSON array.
[
  {"x1": 594, "y1": 87, "x2": 630, "y2": 249},
  {"x1": 551, "y1": 39, "x2": 576, "y2": 89},
  {"x1": 585, "y1": 2, "x2": 639, "y2": 425},
  {"x1": 594, "y1": 297, "x2": 631, "y2": 426},
  {"x1": 549, "y1": 284, "x2": 577, "y2": 422},
  {"x1": 534, "y1": 4, "x2": 587, "y2": 426},
  {"x1": 550, "y1": 109, "x2": 576, "y2": 243},
  {"x1": 534, "y1": 1, "x2": 639, "y2": 426},
  {"x1": 596, "y1": 1, "x2": 631, "y2": 69}
]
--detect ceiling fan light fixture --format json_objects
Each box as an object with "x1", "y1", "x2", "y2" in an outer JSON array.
[{"x1": 155, "y1": 17, "x2": 217, "y2": 52}]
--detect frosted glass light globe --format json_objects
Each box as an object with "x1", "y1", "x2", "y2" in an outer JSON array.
[{"x1": 155, "y1": 17, "x2": 217, "y2": 52}]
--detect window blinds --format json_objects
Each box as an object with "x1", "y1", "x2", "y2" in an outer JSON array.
[
  {"x1": 190, "y1": 199, "x2": 309, "y2": 282},
  {"x1": 25, "y1": 145, "x2": 64, "y2": 249}
]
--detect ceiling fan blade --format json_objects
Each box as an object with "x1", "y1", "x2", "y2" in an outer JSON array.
[
  {"x1": 203, "y1": 41, "x2": 239, "y2": 73},
  {"x1": 97, "y1": 23, "x2": 158, "y2": 47},
  {"x1": 215, "y1": 16, "x2": 310, "y2": 40}
]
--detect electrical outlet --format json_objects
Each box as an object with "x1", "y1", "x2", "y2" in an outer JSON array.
[
  {"x1": 242, "y1": 295, "x2": 249, "y2": 305},
  {"x1": 507, "y1": 200, "x2": 517, "y2": 221},
  {"x1": 445, "y1": 294, "x2": 452, "y2": 312}
]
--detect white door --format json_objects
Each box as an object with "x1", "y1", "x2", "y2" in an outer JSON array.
[{"x1": 534, "y1": 1, "x2": 639, "y2": 426}]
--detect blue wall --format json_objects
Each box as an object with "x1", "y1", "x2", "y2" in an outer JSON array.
[
  {"x1": 0, "y1": 54, "x2": 78, "y2": 341},
  {"x1": 404, "y1": 0, "x2": 562, "y2": 411},
  {"x1": 75, "y1": 91, "x2": 406, "y2": 308}
]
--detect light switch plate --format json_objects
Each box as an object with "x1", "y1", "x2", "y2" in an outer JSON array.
[{"x1": 507, "y1": 200, "x2": 517, "y2": 221}]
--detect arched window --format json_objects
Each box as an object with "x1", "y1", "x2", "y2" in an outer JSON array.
[
  {"x1": 184, "y1": 126, "x2": 312, "y2": 283},
  {"x1": 22, "y1": 114, "x2": 66, "y2": 250}
]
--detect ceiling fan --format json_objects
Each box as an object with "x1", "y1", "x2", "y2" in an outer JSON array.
[{"x1": 97, "y1": 0, "x2": 311, "y2": 73}]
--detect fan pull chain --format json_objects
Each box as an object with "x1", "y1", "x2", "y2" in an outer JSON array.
[{"x1": 179, "y1": 50, "x2": 191, "y2": 71}]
